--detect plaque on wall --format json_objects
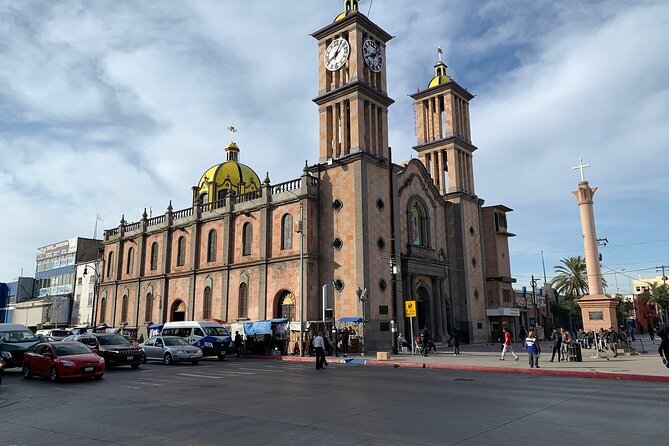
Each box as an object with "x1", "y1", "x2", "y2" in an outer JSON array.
[{"x1": 589, "y1": 311, "x2": 604, "y2": 321}]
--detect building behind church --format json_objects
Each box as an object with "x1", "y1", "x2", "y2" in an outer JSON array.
[{"x1": 96, "y1": 1, "x2": 520, "y2": 347}]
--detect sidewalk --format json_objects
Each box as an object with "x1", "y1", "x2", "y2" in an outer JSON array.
[{"x1": 241, "y1": 339, "x2": 669, "y2": 383}]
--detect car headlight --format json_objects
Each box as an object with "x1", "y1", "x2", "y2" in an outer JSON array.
[
  {"x1": 0, "y1": 351, "x2": 11, "y2": 359},
  {"x1": 109, "y1": 350, "x2": 119, "y2": 354},
  {"x1": 204, "y1": 342, "x2": 213, "y2": 348},
  {"x1": 61, "y1": 360, "x2": 76, "y2": 367},
  {"x1": 98, "y1": 357, "x2": 105, "y2": 363}
]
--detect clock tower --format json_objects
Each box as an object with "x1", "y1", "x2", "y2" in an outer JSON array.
[
  {"x1": 310, "y1": 1, "x2": 396, "y2": 343},
  {"x1": 311, "y1": 0, "x2": 394, "y2": 162}
]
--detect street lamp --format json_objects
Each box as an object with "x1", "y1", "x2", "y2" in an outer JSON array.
[
  {"x1": 356, "y1": 286, "x2": 368, "y2": 355},
  {"x1": 83, "y1": 260, "x2": 100, "y2": 327}
]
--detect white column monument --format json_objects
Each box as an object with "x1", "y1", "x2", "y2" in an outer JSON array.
[{"x1": 572, "y1": 159, "x2": 617, "y2": 332}]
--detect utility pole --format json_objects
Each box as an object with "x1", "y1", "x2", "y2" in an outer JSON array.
[
  {"x1": 656, "y1": 265, "x2": 668, "y2": 284},
  {"x1": 388, "y1": 146, "x2": 399, "y2": 354}
]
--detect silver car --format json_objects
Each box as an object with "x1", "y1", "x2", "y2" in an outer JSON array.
[{"x1": 140, "y1": 336, "x2": 203, "y2": 365}]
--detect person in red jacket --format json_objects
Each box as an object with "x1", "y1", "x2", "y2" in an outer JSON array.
[{"x1": 500, "y1": 327, "x2": 519, "y2": 361}]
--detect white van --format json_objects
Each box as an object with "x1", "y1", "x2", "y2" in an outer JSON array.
[{"x1": 160, "y1": 321, "x2": 231, "y2": 360}]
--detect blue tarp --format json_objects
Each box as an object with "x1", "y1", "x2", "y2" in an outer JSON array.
[
  {"x1": 147, "y1": 323, "x2": 164, "y2": 330},
  {"x1": 243, "y1": 319, "x2": 289, "y2": 336},
  {"x1": 338, "y1": 317, "x2": 366, "y2": 323}
]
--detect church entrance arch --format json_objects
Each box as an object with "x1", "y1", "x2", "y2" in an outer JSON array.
[
  {"x1": 415, "y1": 287, "x2": 432, "y2": 332},
  {"x1": 170, "y1": 300, "x2": 186, "y2": 322},
  {"x1": 275, "y1": 290, "x2": 295, "y2": 320}
]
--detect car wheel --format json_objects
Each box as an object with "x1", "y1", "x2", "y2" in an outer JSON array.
[
  {"x1": 131, "y1": 363, "x2": 140, "y2": 369},
  {"x1": 163, "y1": 353, "x2": 173, "y2": 365},
  {"x1": 22, "y1": 365, "x2": 33, "y2": 380},
  {"x1": 218, "y1": 354, "x2": 226, "y2": 361},
  {"x1": 49, "y1": 367, "x2": 59, "y2": 383},
  {"x1": 93, "y1": 374, "x2": 103, "y2": 380},
  {"x1": 191, "y1": 360, "x2": 199, "y2": 365},
  {"x1": 141, "y1": 353, "x2": 147, "y2": 364}
]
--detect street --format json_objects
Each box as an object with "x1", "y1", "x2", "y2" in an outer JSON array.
[{"x1": 1, "y1": 358, "x2": 667, "y2": 446}]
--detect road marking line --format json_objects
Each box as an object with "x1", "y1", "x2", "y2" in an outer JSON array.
[
  {"x1": 134, "y1": 381, "x2": 164, "y2": 387},
  {"x1": 177, "y1": 373, "x2": 224, "y2": 379},
  {"x1": 136, "y1": 377, "x2": 177, "y2": 384},
  {"x1": 138, "y1": 369, "x2": 159, "y2": 373},
  {"x1": 120, "y1": 385, "x2": 143, "y2": 390}
]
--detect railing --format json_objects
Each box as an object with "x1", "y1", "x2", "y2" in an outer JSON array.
[
  {"x1": 147, "y1": 215, "x2": 165, "y2": 226},
  {"x1": 125, "y1": 222, "x2": 140, "y2": 232},
  {"x1": 201, "y1": 199, "x2": 226, "y2": 213},
  {"x1": 272, "y1": 179, "x2": 301, "y2": 194},
  {"x1": 235, "y1": 189, "x2": 262, "y2": 204},
  {"x1": 173, "y1": 207, "x2": 193, "y2": 219},
  {"x1": 106, "y1": 228, "x2": 119, "y2": 237}
]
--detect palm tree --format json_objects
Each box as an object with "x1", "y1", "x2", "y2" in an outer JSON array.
[
  {"x1": 551, "y1": 255, "x2": 607, "y2": 298},
  {"x1": 642, "y1": 281, "x2": 669, "y2": 326}
]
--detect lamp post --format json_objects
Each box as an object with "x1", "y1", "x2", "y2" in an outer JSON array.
[
  {"x1": 356, "y1": 286, "x2": 368, "y2": 355},
  {"x1": 83, "y1": 259, "x2": 100, "y2": 327},
  {"x1": 296, "y1": 200, "x2": 305, "y2": 357}
]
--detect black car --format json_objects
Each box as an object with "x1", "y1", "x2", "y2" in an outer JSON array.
[{"x1": 63, "y1": 333, "x2": 143, "y2": 368}]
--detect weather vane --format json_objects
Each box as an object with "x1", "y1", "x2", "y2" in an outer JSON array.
[{"x1": 227, "y1": 123, "x2": 238, "y2": 143}]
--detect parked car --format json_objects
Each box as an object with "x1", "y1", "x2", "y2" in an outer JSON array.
[
  {"x1": 22, "y1": 341, "x2": 105, "y2": 382},
  {"x1": 36, "y1": 329, "x2": 71, "y2": 341},
  {"x1": 140, "y1": 336, "x2": 203, "y2": 365},
  {"x1": 161, "y1": 321, "x2": 231, "y2": 360},
  {"x1": 0, "y1": 323, "x2": 40, "y2": 368},
  {"x1": 63, "y1": 333, "x2": 143, "y2": 368}
]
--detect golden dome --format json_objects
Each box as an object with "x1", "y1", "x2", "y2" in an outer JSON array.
[
  {"x1": 334, "y1": 0, "x2": 358, "y2": 22},
  {"x1": 428, "y1": 61, "x2": 451, "y2": 89},
  {"x1": 194, "y1": 142, "x2": 261, "y2": 205}
]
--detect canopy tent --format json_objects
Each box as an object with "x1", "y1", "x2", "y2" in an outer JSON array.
[{"x1": 243, "y1": 319, "x2": 289, "y2": 336}]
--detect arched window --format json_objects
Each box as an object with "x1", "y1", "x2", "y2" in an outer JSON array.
[
  {"x1": 409, "y1": 202, "x2": 429, "y2": 247},
  {"x1": 199, "y1": 192, "x2": 209, "y2": 205},
  {"x1": 238, "y1": 283, "x2": 248, "y2": 318},
  {"x1": 126, "y1": 247, "x2": 134, "y2": 274},
  {"x1": 203, "y1": 286, "x2": 212, "y2": 319},
  {"x1": 277, "y1": 291, "x2": 295, "y2": 320},
  {"x1": 106, "y1": 252, "x2": 114, "y2": 278},
  {"x1": 121, "y1": 295, "x2": 129, "y2": 324},
  {"x1": 177, "y1": 236, "x2": 186, "y2": 266},
  {"x1": 145, "y1": 293, "x2": 153, "y2": 323},
  {"x1": 207, "y1": 230, "x2": 217, "y2": 262},
  {"x1": 242, "y1": 223, "x2": 252, "y2": 256},
  {"x1": 150, "y1": 242, "x2": 159, "y2": 271},
  {"x1": 281, "y1": 214, "x2": 293, "y2": 250},
  {"x1": 99, "y1": 297, "x2": 107, "y2": 323}
]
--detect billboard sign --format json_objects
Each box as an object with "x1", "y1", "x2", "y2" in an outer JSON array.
[{"x1": 37, "y1": 238, "x2": 77, "y2": 261}]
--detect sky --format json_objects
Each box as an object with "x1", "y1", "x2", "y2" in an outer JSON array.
[{"x1": 1, "y1": 0, "x2": 667, "y2": 295}]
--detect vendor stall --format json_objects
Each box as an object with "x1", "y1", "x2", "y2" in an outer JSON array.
[
  {"x1": 242, "y1": 318, "x2": 289, "y2": 355},
  {"x1": 337, "y1": 317, "x2": 366, "y2": 354}
]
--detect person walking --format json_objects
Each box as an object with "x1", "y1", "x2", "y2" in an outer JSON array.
[
  {"x1": 313, "y1": 332, "x2": 327, "y2": 369},
  {"x1": 649, "y1": 325, "x2": 656, "y2": 341},
  {"x1": 452, "y1": 330, "x2": 461, "y2": 356},
  {"x1": 518, "y1": 326, "x2": 527, "y2": 347},
  {"x1": 525, "y1": 330, "x2": 541, "y2": 368},
  {"x1": 234, "y1": 331, "x2": 243, "y2": 358},
  {"x1": 550, "y1": 328, "x2": 562, "y2": 362},
  {"x1": 561, "y1": 328, "x2": 572, "y2": 361},
  {"x1": 500, "y1": 327, "x2": 519, "y2": 361},
  {"x1": 658, "y1": 330, "x2": 669, "y2": 367},
  {"x1": 608, "y1": 327, "x2": 619, "y2": 357},
  {"x1": 340, "y1": 327, "x2": 349, "y2": 357}
]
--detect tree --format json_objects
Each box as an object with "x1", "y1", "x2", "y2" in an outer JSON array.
[
  {"x1": 551, "y1": 255, "x2": 607, "y2": 298},
  {"x1": 641, "y1": 281, "x2": 669, "y2": 327}
]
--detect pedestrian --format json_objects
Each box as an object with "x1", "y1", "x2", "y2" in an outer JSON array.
[
  {"x1": 561, "y1": 328, "x2": 572, "y2": 361},
  {"x1": 234, "y1": 331, "x2": 243, "y2": 357},
  {"x1": 419, "y1": 327, "x2": 430, "y2": 357},
  {"x1": 550, "y1": 328, "x2": 562, "y2": 362},
  {"x1": 500, "y1": 327, "x2": 519, "y2": 361},
  {"x1": 630, "y1": 326, "x2": 636, "y2": 342},
  {"x1": 340, "y1": 327, "x2": 349, "y2": 357},
  {"x1": 397, "y1": 333, "x2": 411, "y2": 352},
  {"x1": 313, "y1": 331, "x2": 327, "y2": 369},
  {"x1": 518, "y1": 326, "x2": 527, "y2": 347},
  {"x1": 649, "y1": 325, "x2": 656, "y2": 341},
  {"x1": 658, "y1": 330, "x2": 669, "y2": 368},
  {"x1": 452, "y1": 330, "x2": 460, "y2": 356},
  {"x1": 587, "y1": 330, "x2": 595, "y2": 349},
  {"x1": 525, "y1": 330, "x2": 541, "y2": 368},
  {"x1": 608, "y1": 327, "x2": 619, "y2": 357}
]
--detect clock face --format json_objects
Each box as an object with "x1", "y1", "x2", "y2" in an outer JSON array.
[
  {"x1": 324, "y1": 37, "x2": 350, "y2": 71},
  {"x1": 363, "y1": 39, "x2": 383, "y2": 72}
]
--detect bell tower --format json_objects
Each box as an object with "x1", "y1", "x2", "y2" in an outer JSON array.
[
  {"x1": 410, "y1": 49, "x2": 476, "y2": 196},
  {"x1": 311, "y1": 0, "x2": 394, "y2": 163}
]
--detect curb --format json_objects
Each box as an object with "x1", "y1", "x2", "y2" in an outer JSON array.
[{"x1": 235, "y1": 355, "x2": 669, "y2": 383}]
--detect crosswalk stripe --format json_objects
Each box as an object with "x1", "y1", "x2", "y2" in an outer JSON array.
[
  {"x1": 177, "y1": 373, "x2": 224, "y2": 379},
  {"x1": 136, "y1": 377, "x2": 178, "y2": 384}
]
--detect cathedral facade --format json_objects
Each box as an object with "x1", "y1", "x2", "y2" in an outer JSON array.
[{"x1": 96, "y1": 1, "x2": 514, "y2": 346}]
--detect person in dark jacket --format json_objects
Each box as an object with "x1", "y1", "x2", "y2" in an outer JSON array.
[
  {"x1": 550, "y1": 328, "x2": 562, "y2": 362},
  {"x1": 608, "y1": 327, "x2": 619, "y2": 357},
  {"x1": 658, "y1": 330, "x2": 669, "y2": 367},
  {"x1": 340, "y1": 327, "x2": 349, "y2": 357}
]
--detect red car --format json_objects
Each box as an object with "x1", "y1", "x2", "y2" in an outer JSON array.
[{"x1": 23, "y1": 342, "x2": 105, "y2": 382}]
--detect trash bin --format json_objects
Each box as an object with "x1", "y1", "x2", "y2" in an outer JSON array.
[{"x1": 568, "y1": 344, "x2": 582, "y2": 362}]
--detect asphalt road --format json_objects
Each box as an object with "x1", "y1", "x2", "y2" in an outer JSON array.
[{"x1": 1, "y1": 358, "x2": 667, "y2": 446}]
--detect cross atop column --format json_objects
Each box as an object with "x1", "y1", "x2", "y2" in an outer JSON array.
[
  {"x1": 437, "y1": 46, "x2": 443, "y2": 62},
  {"x1": 227, "y1": 123, "x2": 238, "y2": 143},
  {"x1": 572, "y1": 158, "x2": 591, "y2": 182}
]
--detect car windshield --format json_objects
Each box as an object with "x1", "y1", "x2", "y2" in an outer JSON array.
[
  {"x1": 204, "y1": 327, "x2": 229, "y2": 336},
  {"x1": 51, "y1": 330, "x2": 71, "y2": 337},
  {"x1": 54, "y1": 344, "x2": 92, "y2": 356},
  {"x1": 0, "y1": 329, "x2": 38, "y2": 343},
  {"x1": 164, "y1": 338, "x2": 190, "y2": 346},
  {"x1": 97, "y1": 334, "x2": 131, "y2": 346}
]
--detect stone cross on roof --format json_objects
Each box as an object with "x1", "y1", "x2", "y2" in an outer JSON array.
[
  {"x1": 437, "y1": 46, "x2": 443, "y2": 62},
  {"x1": 227, "y1": 123, "x2": 238, "y2": 143},
  {"x1": 572, "y1": 158, "x2": 591, "y2": 182}
]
